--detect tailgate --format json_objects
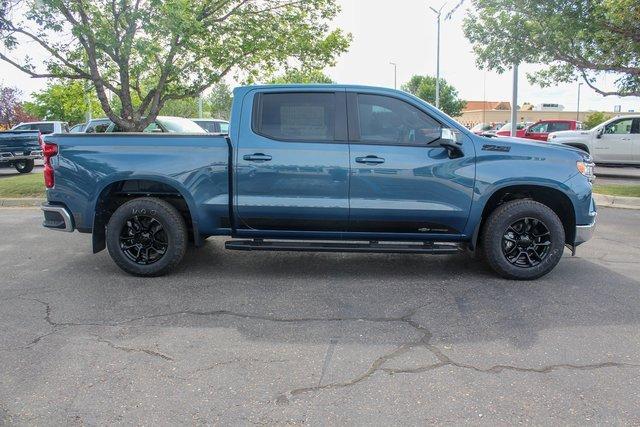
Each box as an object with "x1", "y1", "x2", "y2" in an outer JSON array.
[{"x1": 0, "y1": 131, "x2": 41, "y2": 156}]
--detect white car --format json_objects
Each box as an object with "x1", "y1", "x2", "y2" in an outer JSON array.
[
  {"x1": 12, "y1": 121, "x2": 69, "y2": 135},
  {"x1": 548, "y1": 115, "x2": 640, "y2": 164}
]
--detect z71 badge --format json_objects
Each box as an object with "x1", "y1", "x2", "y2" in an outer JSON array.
[{"x1": 482, "y1": 144, "x2": 511, "y2": 152}]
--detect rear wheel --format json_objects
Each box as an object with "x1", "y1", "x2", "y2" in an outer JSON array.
[
  {"x1": 106, "y1": 197, "x2": 187, "y2": 276},
  {"x1": 15, "y1": 159, "x2": 34, "y2": 173},
  {"x1": 482, "y1": 200, "x2": 565, "y2": 280}
]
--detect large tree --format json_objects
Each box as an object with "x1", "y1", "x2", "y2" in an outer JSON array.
[
  {"x1": 268, "y1": 68, "x2": 335, "y2": 84},
  {"x1": 401, "y1": 75, "x2": 467, "y2": 117},
  {"x1": 23, "y1": 80, "x2": 104, "y2": 124},
  {"x1": 0, "y1": 85, "x2": 37, "y2": 128},
  {"x1": 0, "y1": 0, "x2": 350, "y2": 131},
  {"x1": 207, "y1": 82, "x2": 233, "y2": 120},
  {"x1": 463, "y1": 0, "x2": 640, "y2": 97}
]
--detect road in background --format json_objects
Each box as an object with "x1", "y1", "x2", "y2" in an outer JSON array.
[
  {"x1": 0, "y1": 207, "x2": 639, "y2": 424},
  {"x1": 595, "y1": 165, "x2": 640, "y2": 186}
]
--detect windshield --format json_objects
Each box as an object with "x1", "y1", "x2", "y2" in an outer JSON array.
[{"x1": 156, "y1": 117, "x2": 206, "y2": 133}]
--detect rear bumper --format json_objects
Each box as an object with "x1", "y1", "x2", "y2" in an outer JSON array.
[
  {"x1": 41, "y1": 203, "x2": 74, "y2": 232},
  {"x1": 0, "y1": 150, "x2": 42, "y2": 162}
]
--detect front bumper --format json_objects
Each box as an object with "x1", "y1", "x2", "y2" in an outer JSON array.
[{"x1": 575, "y1": 214, "x2": 596, "y2": 245}]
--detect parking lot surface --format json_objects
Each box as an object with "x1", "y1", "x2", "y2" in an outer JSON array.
[{"x1": 1, "y1": 207, "x2": 639, "y2": 424}]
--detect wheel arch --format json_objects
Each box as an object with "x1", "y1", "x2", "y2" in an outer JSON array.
[
  {"x1": 471, "y1": 184, "x2": 576, "y2": 250},
  {"x1": 90, "y1": 175, "x2": 200, "y2": 253}
]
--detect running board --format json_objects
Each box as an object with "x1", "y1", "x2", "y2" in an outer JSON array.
[{"x1": 225, "y1": 239, "x2": 462, "y2": 254}]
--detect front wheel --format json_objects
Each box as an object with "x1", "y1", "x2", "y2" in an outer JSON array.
[
  {"x1": 15, "y1": 159, "x2": 35, "y2": 173},
  {"x1": 482, "y1": 200, "x2": 565, "y2": 280},
  {"x1": 106, "y1": 197, "x2": 188, "y2": 276}
]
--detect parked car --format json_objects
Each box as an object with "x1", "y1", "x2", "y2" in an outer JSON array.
[
  {"x1": 40, "y1": 85, "x2": 596, "y2": 280},
  {"x1": 0, "y1": 130, "x2": 42, "y2": 173},
  {"x1": 471, "y1": 122, "x2": 504, "y2": 135},
  {"x1": 499, "y1": 120, "x2": 582, "y2": 141},
  {"x1": 104, "y1": 116, "x2": 206, "y2": 133},
  {"x1": 548, "y1": 115, "x2": 640, "y2": 164},
  {"x1": 494, "y1": 122, "x2": 534, "y2": 137},
  {"x1": 12, "y1": 121, "x2": 69, "y2": 134},
  {"x1": 84, "y1": 118, "x2": 113, "y2": 133},
  {"x1": 192, "y1": 119, "x2": 229, "y2": 134}
]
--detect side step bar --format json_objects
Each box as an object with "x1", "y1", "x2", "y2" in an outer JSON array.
[{"x1": 225, "y1": 239, "x2": 462, "y2": 254}]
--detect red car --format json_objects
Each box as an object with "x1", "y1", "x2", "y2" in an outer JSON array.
[{"x1": 496, "y1": 120, "x2": 583, "y2": 141}]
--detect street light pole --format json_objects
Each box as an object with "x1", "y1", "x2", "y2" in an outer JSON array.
[
  {"x1": 390, "y1": 62, "x2": 397, "y2": 90},
  {"x1": 429, "y1": 4, "x2": 445, "y2": 109},
  {"x1": 576, "y1": 82, "x2": 583, "y2": 122},
  {"x1": 510, "y1": 63, "x2": 518, "y2": 137}
]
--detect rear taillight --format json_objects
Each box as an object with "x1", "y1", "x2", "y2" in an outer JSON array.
[{"x1": 42, "y1": 135, "x2": 58, "y2": 189}]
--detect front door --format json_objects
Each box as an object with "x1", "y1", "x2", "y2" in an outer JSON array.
[
  {"x1": 235, "y1": 90, "x2": 350, "y2": 232},
  {"x1": 524, "y1": 121, "x2": 550, "y2": 141},
  {"x1": 346, "y1": 92, "x2": 475, "y2": 237},
  {"x1": 594, "y1": 117, "x2": 637, "y2": 163}
]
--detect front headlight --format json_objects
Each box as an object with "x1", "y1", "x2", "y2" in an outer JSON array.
[
  {"x1": 548, "y1": 134, "x2": 557, "y2": 140},
  {"x1": 577, "y1": 160, "x2": 595, "y2": 182}
]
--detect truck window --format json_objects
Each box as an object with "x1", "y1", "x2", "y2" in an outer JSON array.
[
  {"x1": 605, "y1": 118, "x2": 633, "y2": 134},
  {"x1": 254, "y1": 92, "x2": 335, "y2": 141},
  {"x1": 219, "y1": 122, "x2": 229, "y2": 133},
  {"x1": 548, "y1": 122, "x2": 571, "y2": 132},
  {"x1": 528, "y1": 122, "x2": 549, "y2": 133},
  {"x1": 355, "y1": 94, "x2": 440, "y2": 144},
  {"x1": 33, "y1": 123, "x2": 55, "y2": 134}
]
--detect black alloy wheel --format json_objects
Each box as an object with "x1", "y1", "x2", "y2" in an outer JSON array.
[
  {"x1": 119, "y1": 215, "x2": 168, "y2": 265},
  {"x1": 502, "y1": 217, "x2": 551, "y2": 268}
]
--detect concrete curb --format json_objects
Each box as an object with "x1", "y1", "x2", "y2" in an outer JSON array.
[
  {"x1": 593, "y1": 193, "x2": 640, "y2": 210},
  {"x1": 0, "y1": 198, "x2": 44, "y2": 207}
]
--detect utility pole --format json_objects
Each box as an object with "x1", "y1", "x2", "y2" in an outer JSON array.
[
  {"x1": 510, "y1": 64, "x2": 518, "y2": 137},
  {"x1": 198, "y1": 94, "x2": 203, "y2": 119},
  {"x1": 390, "y1": 62, "x2": 397, "y2": 90},
  {"x1": 576, "y1": 82, "x2": 583, "y2": 122},
  {"x1": 429, "y1": 4, "x2": 445, "y2": 109}
]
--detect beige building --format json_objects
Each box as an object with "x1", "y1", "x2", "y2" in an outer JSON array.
[{"x1": 456, "y1": 101, "x2": 637, "y2": 128}]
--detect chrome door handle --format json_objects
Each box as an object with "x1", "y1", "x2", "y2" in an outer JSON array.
[
  {"x1": 355, "y1": 155, "x2": 385, "y2": 165},
  {"x1": 243, "y1": 153, "x2": 272, "y2": 162}
]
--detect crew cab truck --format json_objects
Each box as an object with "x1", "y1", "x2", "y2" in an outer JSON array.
[
  {"x1": 0, "y1": 130, "x2": 42, "y2": 173},
  {"x1": 40, "y1": 85, "x2": 597, "y2": 280},
  {"x1": 548, "y1": 115, "x2": 640, "y2": 165}
]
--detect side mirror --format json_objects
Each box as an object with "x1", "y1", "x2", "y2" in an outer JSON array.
[
  {"x1": 596, "y1": 127, "x2": 604, "y2": 139},
  {"x1": 436, "y1": 128, "x2": 463, "y2": 158}
]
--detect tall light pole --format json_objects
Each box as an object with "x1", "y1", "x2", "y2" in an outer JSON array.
[
  {"x1": 576, "y1": 82, "x2": 583, "y2": 122},
  {"x1": 389, "y1": 62, "x2": 397, "y2": 90},
  {"x1": 429, "y1": 4, "x2": 445, "y2": 109},
  {"x1": 510, "y1": 64, "x2": 518, "y2": 137}
]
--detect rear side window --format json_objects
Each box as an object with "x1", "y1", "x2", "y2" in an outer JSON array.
[
  {"x1": 548, "y1": 122, "x2": 571, "y2": 132},
  {"x1": 33, "y1": 123, "x2": 55, "y2": 134},
  {"x1": 219, "y1": 122, "x2": 229, "y2": 133},
  {"x1": 254, "y1": 92, "x2": 335, "y2": 141}
]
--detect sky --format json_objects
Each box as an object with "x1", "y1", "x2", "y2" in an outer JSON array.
[{"x1": 1, "y1": 0, "x2": 639, "y2": 113}]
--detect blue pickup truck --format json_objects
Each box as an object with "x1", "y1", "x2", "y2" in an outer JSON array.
[
  {"x1": 40, "y1": 85, "x2": 596, "y2": 280},
  {"x1": 0, "y1": 130, "x2": 42, "y2": 173}
]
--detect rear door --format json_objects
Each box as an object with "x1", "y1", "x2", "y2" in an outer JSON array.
[
  {"x1": 235, "y1": 89, "x2": 350, "y2": 232},
  {"x1": 346, "y1": 91, "x2": 475, "y2": 237}
]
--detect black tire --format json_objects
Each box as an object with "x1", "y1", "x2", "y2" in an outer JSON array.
[
  {"x1": 106, "y1": 197, "x2": 188, "y2": 276},
  {"x1": 482, "y1": 200, "x2": 565, "y2": 280},
  {"x1": 15, "y1": 159, "x2": 35, "y2": 173}
]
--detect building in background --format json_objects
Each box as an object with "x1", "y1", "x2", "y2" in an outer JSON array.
[{"x1": 457, "y1": 100, "x2": 637, "y2": 128}]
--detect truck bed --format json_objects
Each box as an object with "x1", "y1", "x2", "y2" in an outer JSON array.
[{"x1": 44, "y1": 133, "x2": 230, "y2": 236}]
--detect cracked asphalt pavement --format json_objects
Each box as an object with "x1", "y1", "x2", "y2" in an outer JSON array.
[{"x1": 1, "y1": 207, "x2": 640, "y2": 424}]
